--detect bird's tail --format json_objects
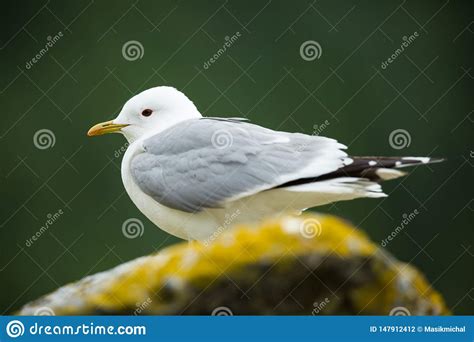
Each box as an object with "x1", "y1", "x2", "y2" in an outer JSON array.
[
  {"x1": 322, "y1": 156, "x2": 445, "y2": 182},
  {"x1": 273, "y1": 156, "x2": 444, "y2": 209}
]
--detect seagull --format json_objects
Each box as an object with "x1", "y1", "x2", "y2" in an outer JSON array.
[{"x1": 87, "y1": 86, "x2": 442, "y2": 240}]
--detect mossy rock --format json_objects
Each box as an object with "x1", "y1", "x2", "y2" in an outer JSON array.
[{"x1": 17, "y1": 214, "x2": 448, "y2": 315}]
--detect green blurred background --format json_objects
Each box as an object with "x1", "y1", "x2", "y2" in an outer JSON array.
[{"x1": 0, "y1": 0, "x2": 472, "y2": 314}]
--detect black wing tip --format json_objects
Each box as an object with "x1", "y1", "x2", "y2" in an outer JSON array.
[
  {"x1": 350, "y1": 156, "x2": 446, "y2": 166},
  {"x1": 274, "y1": 156, "x2": 445, "y2": 189},
  {"x1": 400, "y1": 157, "x2": 446, "y2": 165}
]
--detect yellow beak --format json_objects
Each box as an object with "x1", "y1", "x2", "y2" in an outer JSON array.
[{"x1": 87, "y1": 120, "x2": 129, "y2": 137}]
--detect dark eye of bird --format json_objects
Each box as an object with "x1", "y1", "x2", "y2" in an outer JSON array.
[{"x1": 141, "y1": 109, "x2": 153, "y2": 117}]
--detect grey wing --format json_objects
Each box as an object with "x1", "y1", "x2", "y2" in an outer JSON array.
[{"x1": 130, "y1": 118, "x2": 347, "y2": 213}]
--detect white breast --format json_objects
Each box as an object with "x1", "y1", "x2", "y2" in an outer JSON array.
[{"x1": 121, "y1": 140, "x2": 221, "y2": 240}]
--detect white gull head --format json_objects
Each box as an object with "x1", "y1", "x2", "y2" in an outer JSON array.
[{"x1": 112, "y1": 86, "x2": 202, "y2": 143}]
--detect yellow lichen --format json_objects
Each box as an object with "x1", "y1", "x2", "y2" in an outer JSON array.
[{"x1": 17, "y1": 214, "x2": 449, "y2": 315}]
